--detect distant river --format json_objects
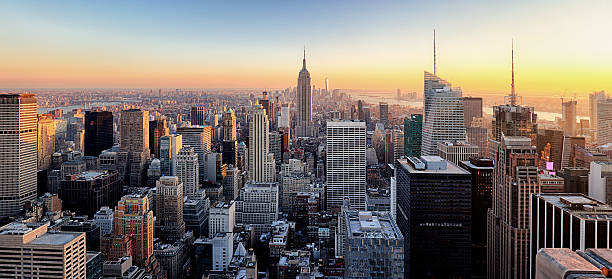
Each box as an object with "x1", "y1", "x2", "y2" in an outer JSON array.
[{"x1": 349, "y1": 93, "x2": 588, "y2": 122}]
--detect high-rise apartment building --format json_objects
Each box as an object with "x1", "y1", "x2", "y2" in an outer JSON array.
[
  {"x1": 177, "y1": 125, "x2": 212, "y2": 180},
  {"x1": 120, "y1": 109, "x2": 150, "y2": 187},
  {"x1": 466, "y1": 126, "x2": 489, "y2": 157},
  {"x1": 191, "y1": 106, "x2": 206, "y2": 126},
  {"x1": 209, "y1": 201, "x2": 235, "y2": 238},
  {"x1": 463, "y1": 96, "x2": 483, "y2": 128},
  {"x1": 341, "y1": 211, "x2": 404, "y2": 279},
  {"x1": 436, "y1": 140, "x2": 479, "y2": 165},
  {"x1": 421, "y1": 71, "x2": 466, "y2": 155},
  {"x1": 159, "y1": 134, "x2": 183, "y2": 176},
  {"x1": 223, "y1": 108, "x2": 237, "y2": 141},
  {"x1": 235, "y1": 182, "x2": 279, "y2": 237},
  {"x1": 459, "y1": 157, "x2": 494, "y2": 278},
  {"x1": 395, "y1": 156, "x2": 472, "y2": 278},
  {"x1": 488, "y1": 136, "x2": 540, "y2": 279},
  {"x1": 248, "y1": 103, "x2": 276, "y2": 183},
  {"x1": 326, "y1": 121, "x2": 366, "y2": 211},
  {"x1": 529, "y1": 194, "x2": 612, "y2": 277},
  {"x1": 149, "y1": 118, "x2": 168, "y2": 158},
  {"x1": 295, "y1": 50, "x2": 313, "y2": 137},
  {"x1": 0, "y1": 222, "x2": 86, "y2": 278},
  {"x1": 155, "y1": 176, "x2": 186, "y2": 243},
  {"x1": 279, "y1": 104, "x2": 290, "y2": 129},
  {"x1": 176, "y1": 146, "x2": 199, "y2": 198},
  {"x1": 84, "y1": 111, "x2": 114, "y2": 157},
  {"x1": 0, "y1": 94, "x2": 38, "y2": 218},
  {"x1": 114, "y1": 193, "x2": 161, "y2": 276},
  {"x1": 37, "y1": 113, "x2": 56, "y2": 170},
  {"x1": 403, "y1": 114, "x2": 423, "y2": 157},
  {"x1": 59, "y1": 170, "x2": 122, "y2": 218},
  {"x1": 379, "y1": 102, "x2": 389, "y2": 126}
]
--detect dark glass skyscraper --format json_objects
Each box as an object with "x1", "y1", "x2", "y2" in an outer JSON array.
[
  {"x1": 149, "y1": 118, "x2": 168, "y2": 158},
  {"x1": 395, "y1": 156, "x2": 472, "y2": 278},
  {"x1": 403, "y1": 114, "x2": 422, "y2": 157},
  {"x1": 84, "y1": 111, "x2": 113, "y2": 157}
]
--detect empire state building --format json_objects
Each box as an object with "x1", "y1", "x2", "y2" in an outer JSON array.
[{"x1": 295, "y1": 49, "x2": 313, "y2": 137}]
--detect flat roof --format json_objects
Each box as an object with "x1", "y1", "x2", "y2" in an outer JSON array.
[
  {"x1": 397, "y1": 158, "x2": 470, "y2": 175},
  {"x1": 345, "y1": 211, "x2": 402, "y2": 240},
  {"x1": 326, "y1": 121, "x2": 366, "y2": 127},
  {"x1": 537, "y1": 193, "x2": 612, "y2": 220},
  {"x1": 30, "y1": 232, "x2": 82, "y2": 246}
]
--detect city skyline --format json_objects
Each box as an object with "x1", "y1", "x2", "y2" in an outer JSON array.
[{"x1": 1, "y1": 1, "x2": 611, "y2": 96}]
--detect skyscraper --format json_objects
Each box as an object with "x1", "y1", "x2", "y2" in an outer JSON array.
[
  {"x1": 235, "y1": 182, "x2": 279, "y2": 237},
  {"x1": 120, "y1": 109, "x2": 150, "y2": 187},
  {"x1": 259, "y1": 91, "x2": 275, "y2": 129},
  {"x1": 155, "y1": 176, "x2": 186, "y2": 243},
  {"x1": 177, "y1": 125, "x2": 212, "y2": 180},
  {"x1": 176, "y1": 146, "x2": 199, "y2": 198},
  {"x1": 463, "y1": 96, "x2": 483, "y2": 128},
  {"x1": 0, "y1": 94, "x2": 37, "y2": 218},
  {"x1": 279, "y1": 104, "x2": 290, "y2": 129},
  {"x1": 84, "y1": 111, "x2": 113, "y2": 157},
  {"x1": 597, "y1": 98, "x2": 612, "y2": 145},
  {"x1": 421, "y1": 71, "x2": 466, "y2": 155},
  {"x1": 37, "y1": 113, "x2": 56, "y2": 170},
  {"x1": 222, "y1": 108, "x2": 238, "y2": 166},
  {"x1": 59, "y1": 170, "x2": 122, "y2": 218},
  {"x1": 379, "y1": 102, "x2": 389, "y2": 126},
  {"x1": 459, "y1": 157, "x2": 494, "y2": 278},
  {"x1": 295, "y1": 49, "x2": 313, "y2": 137},
  {"x1": 248, "y1": 103, "x2": 276, "y2": 183},
  {"x1": 403, "y1": 114, "x2": 423, "y2": 157},
  {"x1": 487, "y1": 136, "x2": 539, "y2": 279},
  {"x1": 191, "y1": 106, "x2": 206, "y2": 126},
  {"x1": 590, "y1": 90, "x2": 606, "y2": 142},
  {"x1": 149, "y1": 118, "x2": 168, "y2": 158},
  {"x1": 326, "y1": 121, "x2": 366, "y2": 211},
  {"x1": 562, "y1": 99, "x2": 577, "y2": 137},
  {"x1": 113, "y1": 193, "x2": 161, "y2": 276},
  {"x1": 395, "y1": 156, "x2": 472, "y2": 277},
  {"x1": 159, "y1": 134, "x2": 183, "y2": 176}
]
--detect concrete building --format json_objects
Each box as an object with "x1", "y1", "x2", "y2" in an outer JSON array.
[
  {"x1": 155, "y1": 176, "x2": 186, "y2": 243},
  {"x1": 342, "y1": 211, "x2": 404, "y2": 279},
  {"x1": 235, "y1": 182, "x2": 279, "y2": 237},
  {"x1": 176, "y1": 146, "x2": 199, "y2": 198},
  {"x1": 183, "y1": 193, "x2": 209, "y2": 238},
  {"x1": 379, "y1": 102, "x2": 389, "y2": 126},
  {"x1": 113, "y1": 193, "x2": 160, "y2": 276},
  {"x1": 530, "y1": 194, "x2": 612, "y2": 277},
  {"x1": 58, "y1": 170, "x2": 122, "y2": 218},
  {"x1": 211, "y1": 232, "x2": 234, "y2": 271},
  {"x1": 488, "y1": 136, "x2": 540, "y2": 279},
  {"x1": 561, "y1": 167, "x2": 589, "y2": 195},
  {"x1": 248, "y1": 103, "x2": 276, "y2": 183},
  {"x1": 466, "y1": 126, "x2": 489, "y2": 157},
  {"x1": 436, "y1": 140, "x2": 479, "y2": 165},
  {"x1": 280, "y1": 159, "x2": 311, "y2": 215},
  {"x1": 589, "y1": 161, "x2": 612, "y2": 205},
  {"x1": 421, "y1": 72, "x2": 466, "y2": 156},
  {"x1": 37, "y1": 113, "x2": 56, "y2": 170},
  {"x1": 539, "y1": 173, "x2": 565, "y2": 193},
  {"x1": 154, "y1": 242, "x2": 184, "y2": 279},
  {"x1": 223, "y1": 165, "x2": 240, "y2": 201},
  {"x1": 395, "y1": 156, "x2": 472, "y2": 277},
  {"x1": 590, "y1": 91, "x2": 606, "y2": 143},
  {"x1": 101, "y1": 256, "x2": 147, "y2": 279},
  {"x1": 0, "y1": 222, "x2": 86, "y2": 278},
  {"x1": 326, "y1": 121, "x2": 366, "y2": 211},
  {"x1": 562, "y1": 99, "x2": 577, "y2": 137},
  {"x1": 597, "y1": 99, "x2": 612, "y2": 145},
  {"x1": 119, "y1": 109, "x2": 150, "y2": 187},
  {"x1": 0, "y1": 94, "x2": 38, "y2": 218},
  {"x1": 94, "y1": 206, "x2": 114, "y2": 236},
  {"x1": 209, "y1": 201, "x2": 235, "y2": 238}
]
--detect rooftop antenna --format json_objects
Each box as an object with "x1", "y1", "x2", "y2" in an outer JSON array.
[
  {"x1": 433, "y1": 29, "x2": 437, "y2": 75},
  {"x1": 510, "y1": 39, "x2": 516, "y2": 106},
  {"x1": 302, "y1": 45, "x2": 307, "y2": 69}
]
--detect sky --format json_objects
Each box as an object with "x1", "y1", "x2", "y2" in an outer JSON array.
[{"x1": 0, "y1": 0, "x2": 610, "y2": 96}]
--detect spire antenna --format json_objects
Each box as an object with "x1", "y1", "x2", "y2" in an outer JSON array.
[
  {"x1": 302, "y1": 45, "x2": 307, "y2": 69},
  {"x1": 433, "y1": 29, "x2": 437, "y2": 75},
  {"x1": 511, "y1": 39, "x2": 516, "y2": 106}
]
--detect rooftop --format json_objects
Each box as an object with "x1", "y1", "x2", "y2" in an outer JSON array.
[
  {"x1": 398, "y1": 158, "x2": 469, "y2": 175},
  {"x1": 537, "y1": 193, "x2": 612, "y2": 220},
  {"x1": 345, "y1": 211, "x2": 402, "y2": 240},
  {"x1": 30, "y1": 231, "x2": 83, "y2": 246}
]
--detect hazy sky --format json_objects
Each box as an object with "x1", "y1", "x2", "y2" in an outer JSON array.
[{"x1": 1, "y1": 0, "x2": 610, "y2": 96}]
